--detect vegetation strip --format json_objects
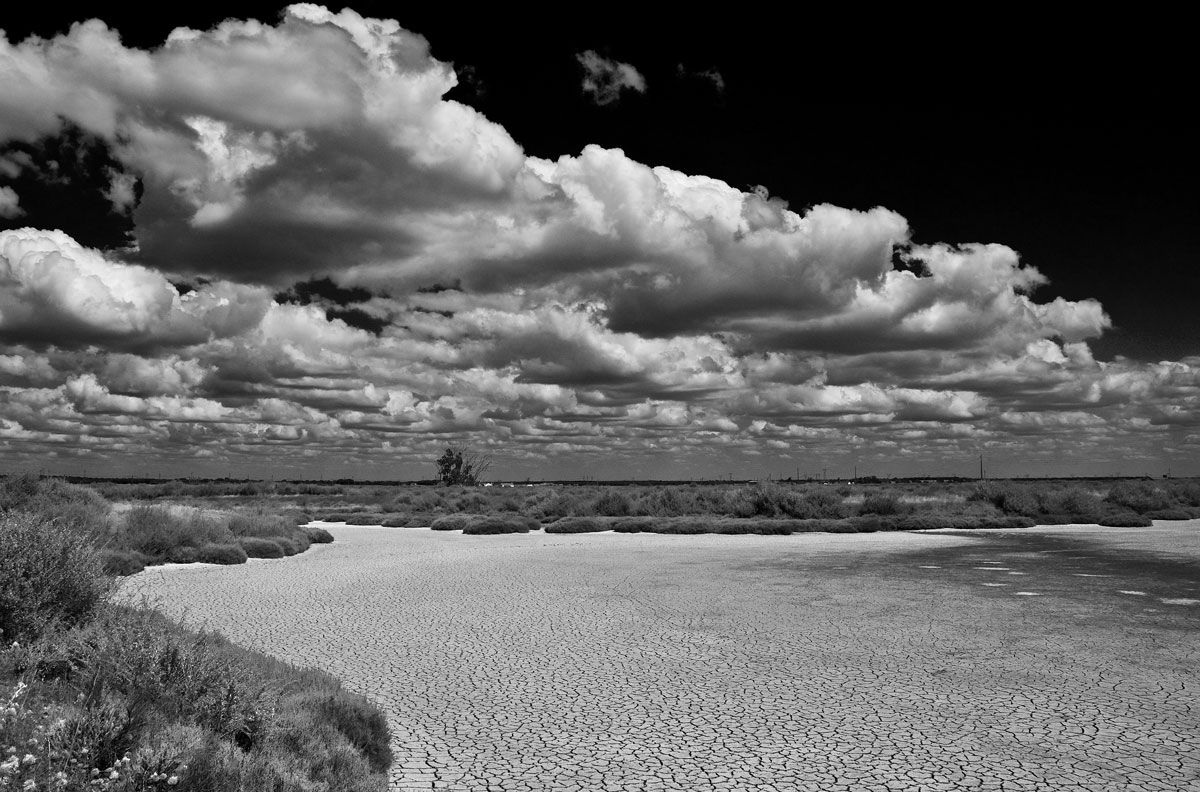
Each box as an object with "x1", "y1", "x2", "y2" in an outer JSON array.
[{"x1": 1, "y1": 474, "x2": 390, "y2": 791}]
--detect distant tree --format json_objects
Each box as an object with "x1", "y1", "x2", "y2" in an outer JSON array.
[{"x1": 435, "y1": 445, "x2": 492, "y2": 486}]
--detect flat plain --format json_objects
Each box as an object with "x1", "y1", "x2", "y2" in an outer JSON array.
[{"x1": 126, "y1": 522, "x2": 1200, "y2": 792}]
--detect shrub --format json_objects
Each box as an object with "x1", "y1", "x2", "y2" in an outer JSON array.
[
  {"x1": 1166, "y1": 480, "x2": 1200, "y2": 507},
  {"x1": 892, "y1": 514, "x2": 1035, "y2": 530},
  {"x1": 120, "y1": 506, "x2": 200, "y2": 559},
  {"x1": 431, "y1": 514, "x2": 473, "y2": 531},
  {"x1": 99, "y1": 549, "x2": 147, "y2": 576},
  {"x1": 789, "y1": 488, "x2": 850, "y2": 519},
  {"x1": 0, "y1": 512, "x2": 113, "y2": 643},
  {"x1": 301, "y1": 691, "x2": 393, "y2": 773},
  {"x1": 860, "y1": 491, "x2": 901, "y2": 516},
  {"x1": 533, "y1": 491, "x2": 590, "y2": 519},
  {"x1": 6, "y1": 605, "x2": 391, "y2": 791},
  {"x1": 303, "y1": 526, "x2": 335, "y2": 543},
  {"x1": 590, "y1": 490, "x2": 632, "y2": 516},
  {"x1": 194, "y1": 543, "x2": 249, "y2": 565},
  {"x1": 633, "y1": 486, "x2": 693, "y2": 516},
  {"x1": 1106, "y1": 482, "x2": 1171, "y2": 514},
  {"x1": 462, "y1": 516, "x2": 535, "y2": 534},
  {"x1": 612, "y1": 517, "x2": 655, "y2": 533},
  {"x1": 167, "y1": 545, "x2": 199, "y2": 563},
  {"x1": 722, "y1": 484, "x2": 802, "y2": 518},
  {"x1": 997, "y1": 486, "x2": 1041, "y2": 517},
  {"x1": 545, "y1": 517, "x2": 607, "y2": 533},
  {"x1": 237, "y1": 537, "x2": 287, "y2": 558},
  {"x1": 1145, "y1": 507, "x2": 1200, "y2": 520},
  {"x1": 228, "y1": 512, "x2": 294, "y2": 538},
  {"x1": 1040, "y1": 487, "x2": 1106, "y2": 520}
]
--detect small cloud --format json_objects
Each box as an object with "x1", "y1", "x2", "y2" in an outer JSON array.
[
  {"x1": 0, "y1": 152, "x2": 31, "y2": 178},
  {"x1": 0, "y1": 186, "x2": 22, "y2": 218},
  {"x1": 677, "y1": 63, "x2": 725, "y2": 93},
  {"x1": 103, "y1": 167, "x2": 138, "y2": 214},
  {"x1": 576, "y1": 50, "x2": 646, "y2": 105}
]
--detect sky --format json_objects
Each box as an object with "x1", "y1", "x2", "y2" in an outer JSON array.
[{"x1": 0, "y1": 5, "x2": 1196, "y2": 481}]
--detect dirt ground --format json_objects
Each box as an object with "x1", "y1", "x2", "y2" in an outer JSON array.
[{"x1": 126, "y1": 523, "x2": 1200, "y2": 791}]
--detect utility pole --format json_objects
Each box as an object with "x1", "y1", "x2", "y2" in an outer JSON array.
[{"x1": 979, "y1": 454, "x2": 984, "y2": 480}]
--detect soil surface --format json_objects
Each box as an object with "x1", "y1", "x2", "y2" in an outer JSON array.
[{"x1": 125, "y1": 522, "x2": 1200, "y2": 792}]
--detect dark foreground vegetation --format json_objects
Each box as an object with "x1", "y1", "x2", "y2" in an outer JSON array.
[{"x1": 0, "y1": 475, "x2": 390, "y2": 791}]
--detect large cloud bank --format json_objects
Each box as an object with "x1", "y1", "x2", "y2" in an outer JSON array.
[{"x1": 0, "y1": 6, "x2": 1194, "y2": 477}]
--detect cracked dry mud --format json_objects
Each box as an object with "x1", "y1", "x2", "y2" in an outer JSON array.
[{"x1": 126, "y1": 523, "x2": 1200, "y2": 792}]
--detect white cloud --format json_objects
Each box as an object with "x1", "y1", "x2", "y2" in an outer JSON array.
[
  {"x1": 576, "y1": 50, "x2": 647, "y2": 105},
  {"x1": 0, "y1": 227, "x2": 271, "y2": 347},
  {"x1": 0, "y1": 186, "x2": 22, "y2": 218},
  {"x1": 0, "y1": 8, "x2": 1194, "y2": 476}
]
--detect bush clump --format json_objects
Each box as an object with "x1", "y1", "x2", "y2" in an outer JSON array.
[
  {"x1": 462, "y1": 516, "x2": 535, "y2": 535},
  {"x1": 545, "y1": 517, "x2": 608, "y2": 533},
  {"x1": 859, "y1": 491, "x2": 902, "y2": 516},
  {"x1": 0, "y1": 512, "x2": 113, "y2": 643},
  {"x1": 430, "y1": 514, "x2": 474, "y2": 531},
  {"x1": 99, "y1": 549, "x2": 148, "y2": 576},
  {"x1": 1106, "y1": 482, "x2": 1172, "y2": 514},
  {"x1": 195, "y1": 543, "x2": 250, "y2": 565},
  {"x1": 304, "y1": 526, "x2": 336, "y2": 543},
  {"x1": 237, "y1": 537, "x2": 287, "y2": 559},
  {"x1": 1145, "y1": 507, "x2": 1200, "y2": 520}
]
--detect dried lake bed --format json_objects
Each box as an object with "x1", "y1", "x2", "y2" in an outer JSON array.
[{"x1": 125, "y1": 522, "x2": 1200, "y2": 792}]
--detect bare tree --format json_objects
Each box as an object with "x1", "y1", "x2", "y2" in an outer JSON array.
[{"x1": 435, "y1": 445, "x2": 492, "y2": 486}]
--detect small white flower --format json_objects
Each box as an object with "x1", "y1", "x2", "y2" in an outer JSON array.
[{"x1": 167, "y1": 776, "x2": 179, "y2": 785}]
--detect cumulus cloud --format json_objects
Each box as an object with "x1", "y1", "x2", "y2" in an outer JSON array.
[
  {"x1": 0, "y1": 186, "x2": 22, "y2": 218},
  {"x1": 0, "y1": 6, "x2": 524, "y2": 280},
  {"x1": 0, "y1": 228, "x2": 271, "y2": 348},
  {"x1": 576, "y1": 50, "x2": 647, "y2": 105},
  {"x1": 0, "y1": 7, "x2": 1194, "y2": 477}
]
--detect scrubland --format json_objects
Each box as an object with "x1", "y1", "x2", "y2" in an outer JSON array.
[
  {"x1": 0, "y1": 474, "x2": 390, "y2": 791},
  {"x1": 86, "y1": 475, "x2": 1200, "y2": 535}
]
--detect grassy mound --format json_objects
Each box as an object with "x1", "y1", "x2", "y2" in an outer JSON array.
[
  {"x1": 461, "y1": 515, "x2": 536, "y2": 534},
  {"x1": 430, "y1": 514, "x2": 474, "y2": 531},
  {"x1": 544, "y1": 517, "x2": 608, "y2": 533}
]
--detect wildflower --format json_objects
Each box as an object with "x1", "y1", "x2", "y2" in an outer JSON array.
[
  {"x1": 1, "y1": 755, "x2": 20, "y2": 774},
  {"x1": 22, "y1": 778, "x2": 37, "y2": 791},
  {"x1": 109, "y1": 769, "x2": 120, "y2": 779},
  {"x1": 167, "y1": 776, "x2": 179, "y2": 785},
  {"x1": 21, "y1": 753, "x2": 37, "y2": 765}
]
